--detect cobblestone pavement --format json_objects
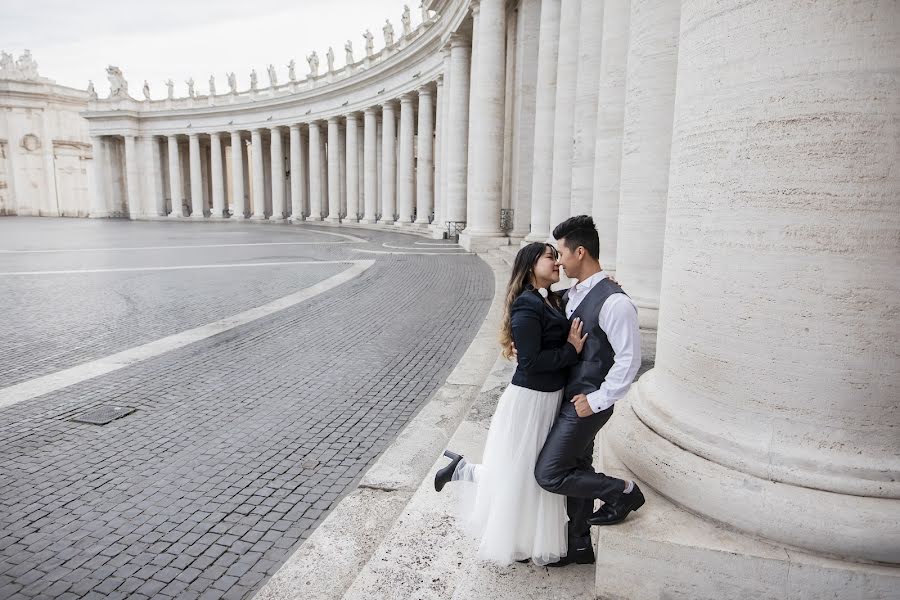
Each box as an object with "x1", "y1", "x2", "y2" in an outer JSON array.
[{"x1": 0, "y1": 218, "x2": 492, "y2": 599}]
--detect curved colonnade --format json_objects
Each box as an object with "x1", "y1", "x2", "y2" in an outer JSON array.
[{"x1": 78, "y1": 0, "x2": 900, "y2": 587}]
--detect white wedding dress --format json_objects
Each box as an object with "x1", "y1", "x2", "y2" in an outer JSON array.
[{"x1": 454, "y1": 383, "x2": 569, "y2": 566}]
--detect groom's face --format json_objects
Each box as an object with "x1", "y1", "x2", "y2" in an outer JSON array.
[{"x1": 555, "y1": 239, "x2": 580, "y2": 279}]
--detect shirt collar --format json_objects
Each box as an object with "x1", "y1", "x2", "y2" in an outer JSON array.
[{"x1": 572, "y1": 270, "x2": 609, "y2": 295}]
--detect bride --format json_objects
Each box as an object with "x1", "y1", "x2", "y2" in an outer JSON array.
[{"x1": 434, "y1": 242, "x2": 586, "y2": 566}]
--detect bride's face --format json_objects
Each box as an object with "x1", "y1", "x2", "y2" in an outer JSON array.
[{"x1": 532, "y1": 247, "x2": 561, "y2": 287}]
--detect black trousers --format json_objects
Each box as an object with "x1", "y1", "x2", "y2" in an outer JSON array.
[{"x1": 534, "y1": 401, "x2": 625, "y2": 539}]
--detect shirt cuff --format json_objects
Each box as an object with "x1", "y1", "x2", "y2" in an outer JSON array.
[{"x1": 584, "y1": 390, "x2": 608, "y2": 413}]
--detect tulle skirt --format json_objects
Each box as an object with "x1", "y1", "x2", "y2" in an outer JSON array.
[{"x1": 459, "y1": 384, "x2": 568, "y2": 566}]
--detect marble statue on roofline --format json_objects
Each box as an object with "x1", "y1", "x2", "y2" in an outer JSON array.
[
  {"x1": 0, "y1": 52, "x2": 14, "y2": 75},
  {"x1": 326, "y1": 47, "x2": 335, "y2": 73},
  {"x1": 402, "y1": 5, "x2": 412, "y2": 36},
  {"x1": 267, "y1": 64, "x2": 278, "y2": 87},
  {"x1": 363, "y1": 30, "x2": 375, "y2": 57},
  {"x1": 142, "y1": 80, "x2": 151, "y2": 100},
  {"x1": 17, "y1": 50, "x2": 39, "y2": 79},
  {"x1": 186, "y1": 77, "x2": 195, "y2": 98},
  {"x1": 288, "y1": 60, "x2": 296, "y2": 82},
  {"x1": 106, "y1": 65, "x2": 128, "y2": 98},
  {"x1": 383, "y1": 19, "x2": 395, "y2": 47},
  {"x1": 165, "y1": 79, "x2": 174, "y2": 100},
  {"x1": 227, "y1": 72, "x2": 237, "y2": 94},
  {"x1": 345, "y1": 41, "x2": 354, "y2": 65},
  {"x1": 87, "y1": 80, "x2": 98, "y2": 100},
  {"x1": 420, "y1": 0, "x2": 430, "y2": 22},
  {"x1": 250, "y1": 69, "x2": 258, "y2": 91},
  {"x1": 307, "y1": 51, "x2": 319, "y2": 77}
]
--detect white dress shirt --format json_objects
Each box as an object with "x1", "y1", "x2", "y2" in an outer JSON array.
[{"x1": 565, "y1": 271, "x2": 642, "y2": 413}]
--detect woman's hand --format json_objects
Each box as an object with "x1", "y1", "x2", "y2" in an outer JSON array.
[{"x1": 568, "y1": 318, "x2": 588, "y2": 354}]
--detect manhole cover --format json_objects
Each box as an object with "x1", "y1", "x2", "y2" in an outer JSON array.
[{"x1": 70, "y1": 405, "x2": 137, "y2": 425}]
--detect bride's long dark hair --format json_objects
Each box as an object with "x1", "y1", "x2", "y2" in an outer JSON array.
[{"x1": 499, "y1": 242, "x2": 559, "y2": 360}]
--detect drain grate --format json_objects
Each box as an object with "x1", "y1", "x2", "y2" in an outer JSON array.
[{"x1": 70, "y1": 405, "x2": 137, "y2": 425}]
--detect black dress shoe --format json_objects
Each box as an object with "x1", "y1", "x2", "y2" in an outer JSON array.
[
  {"x1": 547, "y1": 541, "x2": 595, "y2": 567},
  {"x1": 587, "y1": 483, "x2": 645, "y2": 526},
  {"x1": 434, "y1": 450, "x2": 463, "y2": 492}
]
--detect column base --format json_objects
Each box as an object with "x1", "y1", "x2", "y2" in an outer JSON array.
[
  {"x1": 232, "y1": 214, "x2": 249, "y2": 220},
  {"x1": 289, "y1": 216, "x2": 306, "y2": 223},
  {"x1": 359, "y1": 218, "x2": 378, "y2": 224},
  {"x1": 269, "y1": 216, "x2": 288, "y2": 223},
  {"x1": 523, "y1": 230, "x2": 551, "y2": 243},
  {"x1": 250, "y1": 214, "x2": 267, "y2": 221},
  {"x1": 168, "y1": 212, "x2": 186, "y2": 219},
  {"x1": 592, "y1": 428, "x2": 900, "y2": 600},
  {"x1": 190, "y1": 213, "x2": 207, "y2": 220},
  {"x1": 344, "y1": 218, "x2": 360, "y2": 224},
  {"x1": 307, "y1": 216, "x2": 324, "y2": 222},
  {"x1": 458, "y1": 231, "x2": 509, "y2": 253},
  {"x1": 89, "y1": 212, "x2": 113, "y2": 219},
  {"x1": 414, "y1": 220, "x2": 431, "y2": 227},
  {"x1": 325, "y1": 216, "x2": 341, "y2": 223},
  {"x1": 380, "y1": 219, "x2": 395, "y2": 225},
  {"x1": 209, "y1": 213, "x2": 229, "y2": 219}
]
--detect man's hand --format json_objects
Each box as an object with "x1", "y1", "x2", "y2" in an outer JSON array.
[{"x1": 571, "y1": 394, "x2": 593, "y2": 418}]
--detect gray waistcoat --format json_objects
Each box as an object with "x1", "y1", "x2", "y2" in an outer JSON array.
[{"x1": 564, "y1": 277, "x2": 627, "y2": 400}]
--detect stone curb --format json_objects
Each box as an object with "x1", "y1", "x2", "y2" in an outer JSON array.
[{"x1": 251, "y1": 249, "x2": 510, "y2": 600}]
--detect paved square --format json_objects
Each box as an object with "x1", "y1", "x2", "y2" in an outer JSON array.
[{"x1": 0, "y1": 218, "x2": 492, "y2": 599}]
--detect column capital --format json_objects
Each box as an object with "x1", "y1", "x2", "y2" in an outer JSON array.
[
  {"x1": 435, "y1": 74, "x2": 444, "y2": 86},
  {"x1": 289, "y1": 123, "x2": 301, "y2": 132},
  {"x1": 345, "y1": 112, "x2": 360, "y2": 122},
  {"x1": 327, "y1": 116, "x2": 341, "y2": 124},
  {"x1": 381, "y1": 100, "x2": 397, "y2": 111},
  {"x1": 399, "y1": 92, "x2": 416, "y2": 104},
  {"x1": 364, "y1": 106, "x2": 379, "y2": 116},
  {"x1": 418, "y1": 85, "x2": 434, "y2": 97},
  {"x1": 449, "y1": 32, "x2": 471, "y2": 48},
  {"x1": 470, "y1": 0, "x2": 481, "y2": 17},
  {"x1": 188, "y1": 132, "x2": 199, "y2": 139}
]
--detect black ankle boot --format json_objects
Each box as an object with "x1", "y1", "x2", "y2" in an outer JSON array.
[{"x1": 434, "y1": 450, "x2": 463, "y2": 492}]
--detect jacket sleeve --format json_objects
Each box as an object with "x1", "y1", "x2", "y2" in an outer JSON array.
[{"x1": 511, "y1": 294, "x2": 579, "y2": 374}]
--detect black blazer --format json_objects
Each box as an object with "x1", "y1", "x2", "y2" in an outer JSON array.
[{"x1": 510, "y1": 288, "x2": 578, "y2": 392}]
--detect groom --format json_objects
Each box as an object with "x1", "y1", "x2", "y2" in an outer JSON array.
[{"x1": 534, "y1": 215, "x2": 644, "y2": 567}]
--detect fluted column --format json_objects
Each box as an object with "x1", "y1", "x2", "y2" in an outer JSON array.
[
  {"x1": 465, "y1": 1, "x2": 482, "y2": 221},
  {"x1": 397, "y1": 94, "x2": 416, "y2": 224},
  {"x1": 326, "y1": 117, "x2": 341, "y2": 222},
  {"x1": 188, "y1": 133, "x2": 204, "y2": 218},
  {"x1": 270, "y1": 127, "x2": 286, "y2": 221},
  {"x1": 230, "y1": 131, "x2": 247, "y2": 219},
  {"x1": 547, "y1": 0, "x2": 581, "y2": 228},
  {"x1": 290, "y1": 125, "x2": 306, "y2": 222},
  {"x1": 345, "y1": 114, "x2": 360, "y2": 222},
  {"x1": 615, "y1": 0, "x2": 680, "y2": 327},
  {"x1": 362, "y1": 108, "x2": 378, "y2": 223},
  {"x1": 510, "y1": 0, "x2": 541, "y2": 238},
  {"x1": 123, "y1": 135, "x2": 141, "y2": 219},
  {"x1": 250, "y1": 129, "x2": 266, "y2": 220},
  {"x1": 209, "y1": 133, "x2": 226, "y2": 218},
  {"x1": 88, "y1": 135, "x2": 111, "y2": 218},
  {"x1": 308, "y1": 122, "x2": 324, "y2": 220},
  {"x1": 525, "y1": 0, "x2": 561, "y2": 241},
  {"x1": 592, "y1": 0, "x2": 630, "y2": 271},
  {"x1": 606, "y1": 0, "x2": 900, "y2": 572},
  {"x1": 167, "y1": 135, "x2": 185, "y2": 217},
  {"x1": 380, "y1": 101, "x2": 397, "y2": 224},
  {"x1": 569, "y1": 0, "x2": 604, "y2": 215},
  {"x1": 338, "y1": 123, "x2": 347, "y2": 217},
  {"x1": 460, "y1": 0, "x2": 507, "y2": 250},
  {"x1": 415, "y1": 86, "x2": 434, "y2": 225},
  {"x1": 444, "y1": 34, "x2": 471, "y2": 224}
]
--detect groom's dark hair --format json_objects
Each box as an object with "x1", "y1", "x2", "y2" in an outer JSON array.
[{"x1": 553, "y1": 215, "x2": 600, "y2": 260}]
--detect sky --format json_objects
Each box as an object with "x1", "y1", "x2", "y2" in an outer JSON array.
[{"x1": 2, "y1": 0, "x2": 417, "y2": 99}]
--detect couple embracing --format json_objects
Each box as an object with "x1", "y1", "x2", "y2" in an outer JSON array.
[{"x1": 435, "y1": 215, "x2": 644, "y2": 567}]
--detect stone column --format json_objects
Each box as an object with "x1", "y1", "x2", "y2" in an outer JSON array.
[
  {"x1": 362, "y1": 108, "x2": 378, "y2": 223},
  {"x1": 345, "y1": 114, "x2": 360, "y2": 222},
  {"x1": 308, "y1": 122, "x2": 324, "y2": 220},
  {"x1": 250, "y1": 129, "x2": 266, "y2": 220},
  {"x1": 88, "y1": 135, "x2": 111, "y2": 218},
  {"x1": 569, "y1": 0, "x2": 605, "y2": 216},
  {"x1": 319, "y1": 128, "x2": 328, "y2": 215},
  {"x1": 415, "y1": 86, "x2": 434, "y2": 226},
  {"x1": 270, "y1": 127, "x2": 286, "y2": 221},
  {"x1": 338, "y1": 123, "x2": 347, "y2": 218},
  {"x1": 601, "y1": 2, "x2": 900, "y2": 591},
  {"x1": 397, "y1": 94, "x2": 416, "y2": 224},
  {"x1": 444, "y1": 34, "x2": 471, "y2": 224},
  {"x1": 209, "y1": 133, "x2": 226, "y2": 218},
  {"x1": 615, "y1": 0, "x2": 680, "y2": 327},
  {"x1": 167, "y1": 135, "x2": 185, "y2": 217},
  {"x1": 460, "y1": 0, "x2": 508, "y2": 250},
  {"x1": 548, "y1": 0, "x2": 581, "y2": 228},
  {"x1": 124, "y1": 135, "x2": 142, "y2": 219},
  {"x1": 230, "y1": 131, "x2": 247, "y2": 218},
  {"x1": 142, "y1": 136, "x2": 165, "y2": 216},
  {"x1": 326, "y1": 117, "x2": 341, "y2": 222},
  {"x1": 290, "y1": 125, "x2": 307, "y2": 222},
  {"x1": 525, "y1": 0, "x2": 561, "y2": 241},
  {"x1": 510, "y1": 0, "x2": 541, "y2": 239},
  {"x1": 188, "y1": 133, "x2": 204, "y2": 218},
  {"x1": 429, "y1": 76, "x2": 445, "y2": 234},
  {"x1": 380, "y1": 101, "x2": 397, "y2": 224},
  {"x1": 465, "y1": 1, "x2": 482, "y2": 221},
  {"x1": 376, "y1": 120, "x2": 383, "y2": 218}
]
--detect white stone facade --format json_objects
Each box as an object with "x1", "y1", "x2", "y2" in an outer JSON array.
[{"x1": 5, "y1": 0, "x2": 900, "y2": 594}]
